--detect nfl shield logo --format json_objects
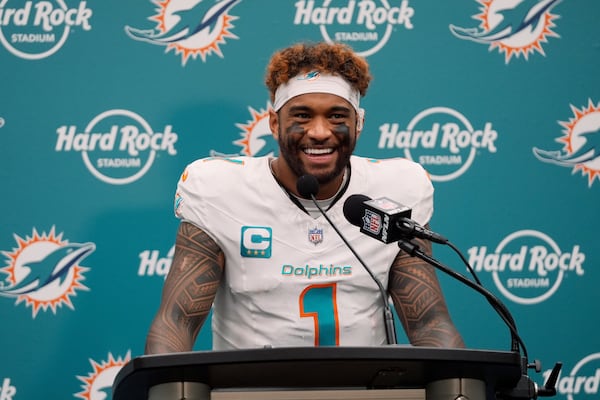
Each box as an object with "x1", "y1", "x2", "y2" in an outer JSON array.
[
  {"x1": 362, "y1": 209, "x2": 382, "y2": 235},
  {"x1": 308, "y1": 227, "x2": 323, "y2": 245}
]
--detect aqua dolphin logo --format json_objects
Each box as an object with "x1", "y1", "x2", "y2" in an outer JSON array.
[
  {"x1": 449, "y1": 0, "x2": 561, "y2": 63},
  {"x1": 0, "y1": 243, "x2": 94, "y2": 296},
  {"x1": 534, "y1": 127, "x2": 600, "y2": 165},
  {"x1": 125, "y1": 0, "x2": 241, "y2": 65},
  {"x1": 450, "y1": 0, "x2": 561, "y2": 42},
  {"x1": 75, "y1": 352, "x2": 131, "y2": 400},
  {"x1": 125, "y1": 0, "x2": 238, "y2": 43},
  {"x1": 209, "y1": 103, "x2": 278, "y2": 157},
  {"x1": 533, "y1": 99, "x2": 600, "y2": 187},
  {"x1": 0, "y1": 227, "x2": 95, "y2": 317},
  {"x1": 252, "y1": 135, "x2": 279, "y2": 157},
  {"x1": 231, "y1": 103, "x2": 279, "y2": 157}
]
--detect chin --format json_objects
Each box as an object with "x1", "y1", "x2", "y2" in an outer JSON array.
[{"x1": 312, "y1": 170, "x2": 339, "y2": 185}]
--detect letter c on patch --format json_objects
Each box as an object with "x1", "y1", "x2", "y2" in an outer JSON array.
[{"x1": 240, "y1": 226, "x2": 272, "y2": 258}]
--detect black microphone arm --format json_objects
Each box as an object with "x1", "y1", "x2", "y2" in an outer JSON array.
[
  {"x1": 395, "y1": 238, "x2": 526, "y2": 359},
  {"x1": 343, "y1": 194, "x2": 524, "y2": 356},
  {"x1": 396, "y1": 238, "x2": 563, "y2": 400}
]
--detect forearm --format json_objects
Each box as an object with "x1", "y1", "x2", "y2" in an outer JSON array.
[
  {"x1": 389, "y1": 236, "x2": 465, "y2": 348},
  {"x1": 145, "y1": 222, "x2": 224, "y2": 354},
  {"x1": 145, "y1": 312, "x2": 209, "y2": 354}
]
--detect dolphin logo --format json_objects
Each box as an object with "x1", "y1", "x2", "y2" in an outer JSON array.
[
  {"x1": 210, "y1": 133, "x2": 279, "y2": 158},
  {"x1": 253, "y1": 135, "x2": 279, "y2": 157},
  {"x1": 125, "y1": 0, "x2": 240, "y2": 44},
  {"x1": 449, "y1": 0, "x2": 562, "y2": 43},
  {"x1": 533, "y1": 127, "x2": 600, "y2": 166},
  {"x1": 0, "y1": 242, "x2": 95, "y2": 296},
  {"x1": 97, "y1": 386, "x2": 113, "y2": 400}
]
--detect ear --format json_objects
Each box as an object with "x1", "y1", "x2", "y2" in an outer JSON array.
[
  {"x1": 356, "y1": 108, "x2": 365, "y2": 138},
  {"x1": 269, "y1": 108, "x2": 279, "y2": 140}
]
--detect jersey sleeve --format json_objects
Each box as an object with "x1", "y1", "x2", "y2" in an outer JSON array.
[
  {"x1": 409, "y1": 161, "x2": 434, "y2": 227},
  {"x1": 173, "y1": 159, "x2": 216, "y2": 239}
]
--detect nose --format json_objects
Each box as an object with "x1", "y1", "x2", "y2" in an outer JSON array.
[{"x1": 305, "y1": 116, "x2": 332, "y2": 141}]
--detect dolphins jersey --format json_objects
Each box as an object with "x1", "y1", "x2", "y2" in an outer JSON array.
[{"x1": 175, "y1": 155, "x2": 434, "y2": 350}]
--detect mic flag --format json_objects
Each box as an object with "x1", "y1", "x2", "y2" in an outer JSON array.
[{"x1": 343, "y1": 194, "x2": 412, "y2": 244}]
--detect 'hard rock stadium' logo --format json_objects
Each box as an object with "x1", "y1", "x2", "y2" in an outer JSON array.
[
  {"x1": 449, "y1": 0, "x2": 561, "y2": 63},
  {"x1": 55, "y1": 109, "x2": 179, "y2": 185},
  {"x1": 547, "y1": 353, "x2": 600, "y2": 400},
  {"x1": 293, "y1": 0, "x2": 415, "y2": 57},
  {"x1": 533, "y1": 99, "x2": 600, "y2": 187},
  {"x1": 377, "y1": 107, "x2": 498, "y2": 182},
  {"x1": 125, "y1": 0, "x2": 241, "y2": 66},
  {"x1": 468, "y1": 229, "x2": 585, "y2": 305},
  {"x1": 0, "y1": 227, "x2": 95, "y2": 318},
  {"x1": 0, "y1": 0, "x2": 93, "y2": 59}
]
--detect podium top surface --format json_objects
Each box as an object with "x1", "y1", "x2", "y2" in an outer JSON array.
[{"x1": 112, "y1": 346, "x2": 523, "y2": 400}]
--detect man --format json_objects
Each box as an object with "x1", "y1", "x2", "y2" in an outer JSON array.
[{"x1": 145, "y1": 42, "x2": 464, "y2": 353}]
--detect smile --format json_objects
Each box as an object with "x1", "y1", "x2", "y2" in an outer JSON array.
[{"x1": 303, "y1": 148, "x2": 334, "y2": 155}]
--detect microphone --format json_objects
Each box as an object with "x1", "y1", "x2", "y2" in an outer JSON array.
[
  {"x1": 296, "y1": 174, "x2": 320, "y2": 199},
  {"x1": 295, "y1": 175, "x2": 398, "y2": 345},
  {"x1": 343, "y1": 194, "x2": 448, "y2": 244}
]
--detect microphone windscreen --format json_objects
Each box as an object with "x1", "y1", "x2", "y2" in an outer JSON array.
[
  {"x1": 296, "y1": 175, "x2": 320, "y2": 199},
  {"x1": 343, "y1": 194, "x2": 371, "y2": 227}
]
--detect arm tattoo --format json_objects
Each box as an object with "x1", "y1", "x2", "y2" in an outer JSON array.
[
  {"x1": 145, "y1": 222, "x2": 224, "y2": 354},
  {"x1": 388, "y1": 234, "x2": 465, "y2": 348}
]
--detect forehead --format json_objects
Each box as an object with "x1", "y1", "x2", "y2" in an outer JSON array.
[{"x1": 282, "y1": 92, "x2": 353, "y2": 111}]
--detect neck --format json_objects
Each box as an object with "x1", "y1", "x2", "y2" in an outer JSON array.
[{"x1": 270, "y1": 158, "x2": 345, "y2": 200}]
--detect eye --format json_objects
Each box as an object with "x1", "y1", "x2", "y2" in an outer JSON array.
[{"x1": 329, "y1": 112, "x2": 350, "y2": 123}]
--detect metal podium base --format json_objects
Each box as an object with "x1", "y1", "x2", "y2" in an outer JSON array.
[
  {"x1": 148, "y1": 382, "x2": 211, "y2": 400},
  {"x1": 426, "y1": 378, "x2": 486, "y2": 400},
  {"x1": 147, "y1": 379, "x2": 484, "y2": 400},
  {"x1": 212, "y1": 388, "x2": 425, "y2": 400}
]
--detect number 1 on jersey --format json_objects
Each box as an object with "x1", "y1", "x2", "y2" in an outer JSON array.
[{"x1": 299, "y1": 283, "x2": 339, "y2": 346}]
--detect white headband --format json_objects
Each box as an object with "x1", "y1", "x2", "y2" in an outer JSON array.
[{"x1": 273, "y1": 71, "x2": 361, "y2": 114}]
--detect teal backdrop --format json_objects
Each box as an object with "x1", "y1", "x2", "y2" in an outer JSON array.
[{"x1": 1, "y1": 1, "x2": 599, "y2": 399}]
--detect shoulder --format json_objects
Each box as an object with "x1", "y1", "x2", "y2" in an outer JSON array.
[
  {"x1": 347, "y1": 156, "x2": 434, "y2": 225},
  {"x1": 182, "y1": 156, "x2": 267, "y2": 185},
  {"x1": 350, "y1": 156, "x2": 431, "y2": 183},
  {"x1": 186, "y1": 155, "x2": 262, "y2": 174}
]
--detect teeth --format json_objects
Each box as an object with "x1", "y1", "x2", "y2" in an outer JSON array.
[{"x1": 304, "y1": 148, "x2": 333, "y2": 155}]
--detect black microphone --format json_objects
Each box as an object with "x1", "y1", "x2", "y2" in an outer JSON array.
[
  {"x1": 343, "y1": 194, "x2": 448, "y2": 244},
  {"x1": 296, "y1": 174, "x2": 320, "y2": 199},
  {"x1": 296, "y1": 175, "x2": 398, "y2": 345}
]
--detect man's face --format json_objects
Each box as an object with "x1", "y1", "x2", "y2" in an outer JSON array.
[{"x1": 269, "y1": 92, "x2": 361, "y2": 186}]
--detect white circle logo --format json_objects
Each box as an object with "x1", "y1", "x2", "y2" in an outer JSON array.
[
  {"x1": 468, "y1": 230, "x2": 585, "y2": 305},
  {"x1": 55, "y1": 109, "x2": 178, "y2": 185},
  {"x1": 377, "y1": 107, "x2": 498, "y2": 181},
  {"x1": 0, "y1": 0, "x2": 93, "y2": 60}
]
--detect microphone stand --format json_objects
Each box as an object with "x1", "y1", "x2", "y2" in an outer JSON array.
[{"x1": 396, "y1": 238, "x2": 562, "y2": 399}]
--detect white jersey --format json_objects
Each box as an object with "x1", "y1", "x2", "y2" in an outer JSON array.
[{"x1": 175, "y1": 155, "x2": 434, "y2": 350}]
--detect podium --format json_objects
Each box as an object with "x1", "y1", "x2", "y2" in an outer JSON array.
[{"x1": 112, "y1": 346, "x2": 523, "y2": 400}]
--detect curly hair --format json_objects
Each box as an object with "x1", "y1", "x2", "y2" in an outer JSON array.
[{"x1": 265, "y1": 42, "x2": 372, "y2": 102}]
